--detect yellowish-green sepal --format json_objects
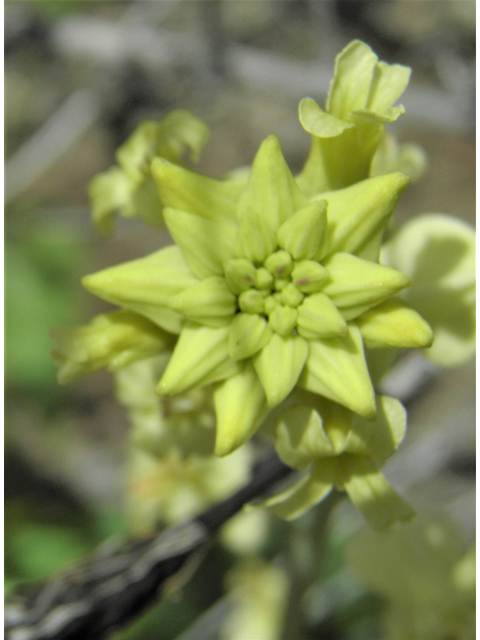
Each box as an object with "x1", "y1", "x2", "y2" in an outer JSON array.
[
  {"x1": 82, "y1": 246, "x2": 197, "y2": 334},
  {"x1": 163, "y1": 207, "x2": 237, "y2": 279},
  {"x1": 277, "y1": 200, "x2": 327, "y2": 260},
  {"x1": 315, "y1": 173, "x2": 410, "y2": 261},
  {"x1": 169, "y1": 276, "x2": 236, "y2": 327},
  {"x1": 235, "y1": 205, "x2": 278, "y2": 263},
  {"x1": 253, "y1": 334, "x2": 309, "y2": 407},
  {"x1": 214, "y1": 363, "x2": 269, "y2": 456},
  {"x1": 323, "y1": 252, "x2": 410, "y2": 320},
  {"x1": 299, "y1": 325, "x2": 376, "y2": 418},
  {"x1": 356, "y1": 298, "x2": 433, "y2": 349},
  {"x1": 237, "y1": 135, "x2": 307, "y2": 232},
  {"x1": 228, "y1": 313, "x2": 273, "y2": 361},
  {"x1": 297, "y1": 292, "x2": 347, "y2": 339},
  {"x1": 158, "y1": 322, "x2": 232, "y2": 395},
  {"x1": 152, "y1": 158, "x2": 238, "y2": 222}
]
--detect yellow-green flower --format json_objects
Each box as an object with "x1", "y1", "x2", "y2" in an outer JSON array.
[
  {"x1": 297, "y1": 40, "x2": 411, "y2": 196},
  {"x1": 82, "y1": 135, "x2": 432, "y2": 457},
  {"x1": 51, "y1": 309, "x2": 175, "y2": 384},
  {"x1": 346, "y1": 515, "x2": 476, "y2": 640},
  {"x1": 115, "y1": 357, "x2": 216, "y2": 458},
  {"x1": 89, "y1": 110, "x2": 209, "y2": 234},
  {"x1": 263, "y1": 391, "x2": 414, "y2": 529},
  {"x1": 381, "y1": 214, "x2": 476, "y2": 368}
]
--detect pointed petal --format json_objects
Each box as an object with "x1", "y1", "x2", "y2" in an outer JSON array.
[
  {"x1": 298, "y1": 325, "x2": 376, "y2": 418},
  {"x1": 157, "y1": 322, "x2": 232, "y2": 395},
  {"x1": 169, "y1": 276, "x2": 236, "y2": 327},
  {"x1": 269, "y1": 473, "x2": 333, "y2": 521},
  {"x1": 151, "y1": 157, "x2": 238, "y2": 221},
  {"x1": 214, "y1": 363, "x2": 269, "y2": 456},
  {"x1": 237, "y1": 135, "x2": 307, "y2": 232},
  {"x1": 316, "y1": 173, "x2": 410, "y2": 261},
  {"x1": 235, "y1": 205, "x2": 278, "y2": 263},
  {"x1": 297, "y1": 292, "x2": 348, "y2": 339},
  {"x1": 323, "y1": 253, "x2": 410, "y2": 320},
  {"x1": 356, "y1": 298, "x2": 433, "y2": 349},
  {"x1": 277, "y1": 200, "x2": 328, "y2": 260},
  {"x1": 253, "y1": 334, "x2": 309, "y2": 407},
  {"x1": 326, "y1": 40, "x2": 378, "y2": 119},
  {"x1": 339, "y1": 455, "x2": 415, "y2": 530},
  {"x1": 163, "y1": 207, "x2": 237, "y2": 279},
  {"x1": 365, "y1": 61, "x2": 411, "y2": 115},
  {"x1": 82, "y1": 246, "x2": 197, "y2": 334},
  {"x1": 228, "y1": 313, "x2": 273, "y2": 361}
]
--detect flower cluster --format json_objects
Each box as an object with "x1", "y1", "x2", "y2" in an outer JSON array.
[{"x1": 52, "y1": 40, "x2": 475, "y2": 529}]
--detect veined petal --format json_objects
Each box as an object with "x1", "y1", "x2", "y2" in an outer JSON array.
[
  {"x1": 299, "y1": 325, "x2": 376, "y2": 418},
  {"x1": 253, "y1": 334, "x2": 309, "y2": 407},
  {"x1": 51, "y1": 310, "x2": 175, "y2": 385},
  {"x1": 298, "y1": 98, "x2": 355, "y2": 138},
  {"x1": 157, "y1": 322, "x2": 231, "y2": 395},
  {"x1": 269, "y1": 473, "x2": 333, "y2": 521},
  {"x1": 214, "y1": 363, "x2": 269, "y2": 456},
  {"x1": 277, "y1": 200, "x2": 328, "y2": 260},
  {"x1": 164, "y1": 207, "x2": 237, "y2": 279},
  {"x1": 314, "y1": 173, "x2": 410, "y2": 261},
  {"x1": 297, "y1": 293, "x2": 348, "y2": 339},
  {"x1": 345, "y1": 395, "x2": 407, "y2": 461},
  {"x1": 151, "y1": 157, "x2": 238, "y2": 221},
  {"x1": 274, "y1": 405, "x2": 334, "y2": 470},
  {"x1": 326, "y1": 40, "x2": 378, "y2": 119},
  {"x1": 235, "y1": 205, "x2": 278, "y2": 263},
  {"x1": 365, "y1": 61, "x2": 411, "y2": 116},
  {"x1": 323, "y1": 253, "x2": 410, "y2": 320},
  {"x1": 237, "y1": 135, "x2": 307, "y2": 232},
  {"x1": 356, "y1": 298, "x2": 433, "y2": 349},
  {"x1": 339, "y1": 455, "x2": 415, "y2": 530},
  {"x1": 228, "y1": 313, "x2": 273, "y2": 361},
  {"x1": 169, "y1": 276, "x2": 236, "y2": 327},
  {"x1": 82, "y1": 246, "x2": 197, "y2": 334}
]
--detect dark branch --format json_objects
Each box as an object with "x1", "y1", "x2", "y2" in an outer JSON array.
[{"x1": 5, "y1": 451, "x2": 293, "y2": 640}]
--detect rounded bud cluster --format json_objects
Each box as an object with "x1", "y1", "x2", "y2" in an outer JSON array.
[{"x1": 224, "y1": 249, "x2": 345, "y2": 340}]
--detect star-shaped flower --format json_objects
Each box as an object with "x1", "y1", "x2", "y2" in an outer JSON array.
[{"x1": 81, "y1": 135, "x2": 432, "y2": 456}]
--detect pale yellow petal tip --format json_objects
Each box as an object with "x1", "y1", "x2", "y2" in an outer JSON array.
[{"x1": 214, "y1": 433, "x2": 241, "y2": 458}]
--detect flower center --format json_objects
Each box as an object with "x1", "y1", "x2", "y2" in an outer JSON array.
[{"x1": 224, "y1": 251, "x2": 330, "y2": 336}]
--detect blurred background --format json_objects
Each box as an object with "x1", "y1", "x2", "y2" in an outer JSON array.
[{"x1": 5, "y1": 2, "x2": 475, "y2": 639}]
